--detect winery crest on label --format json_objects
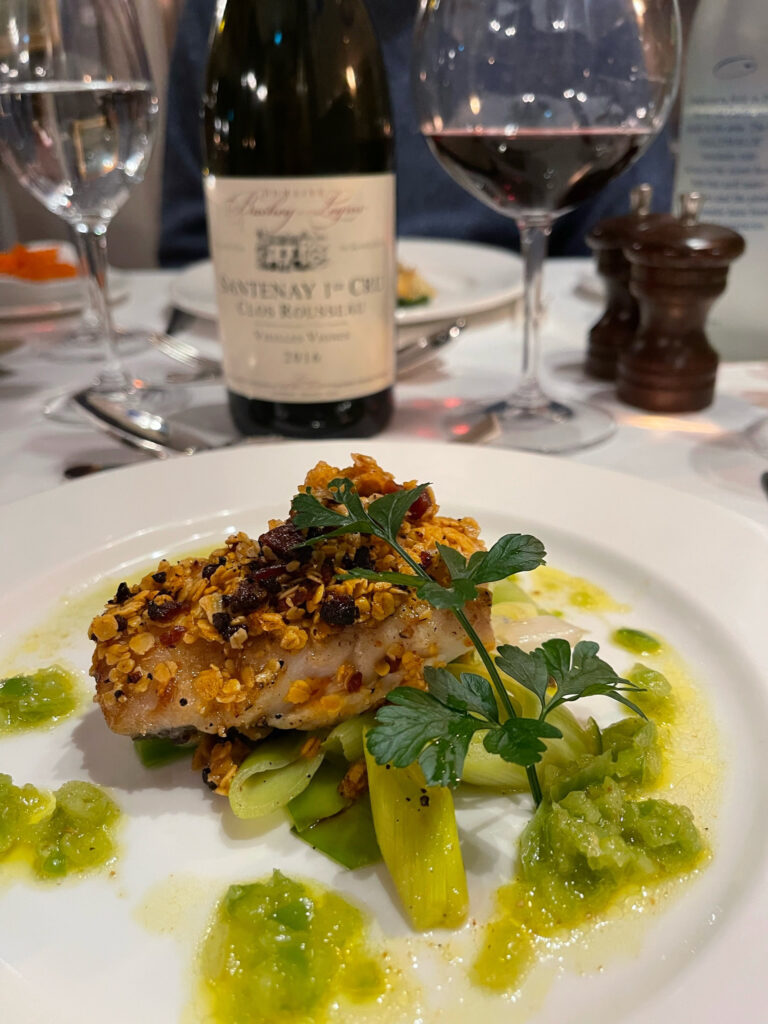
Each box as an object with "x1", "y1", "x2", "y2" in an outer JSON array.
[{"x1": 205, "y1": 173, "x2": 395, "y2": 405}]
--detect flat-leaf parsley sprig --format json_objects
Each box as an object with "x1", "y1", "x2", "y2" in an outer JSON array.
[{"x1": 291, "y1": 478, "x2": 643, "y2": 805}]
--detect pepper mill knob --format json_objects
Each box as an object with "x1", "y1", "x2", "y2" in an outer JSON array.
[
  {"x1": 617, "y1": 193, "x2": 745, "y2": 413},
  {"x1": 678, "y1": 191, "x2": 703, "y2": 224},
  {"x1": 585, "y1": 185, "x2": 672, "y2": 381}
]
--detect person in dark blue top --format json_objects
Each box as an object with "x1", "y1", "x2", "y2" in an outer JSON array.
[{"x1": 158, "y1": 0, "x2": 675, "y2": 268}]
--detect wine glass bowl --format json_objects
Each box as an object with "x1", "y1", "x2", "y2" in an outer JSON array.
[
  {"x1": 0, "y1": 0, "x2": 160, "y2": 404},
  {"x1": 414, "y1": 0, "x2": 681, "y2": 452}
]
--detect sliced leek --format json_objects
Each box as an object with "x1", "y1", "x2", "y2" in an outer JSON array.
[
  {"x1": 292, "y1": 798, "x2": 381, "y2": 869},
  {"x1": 133, "y1": 736, "x2": 195, "y2": 769},
  {"x1": 490, "y1": 578, "x2": 537, "y2": 606},
  {"x1": 228, "y1": 732, "x2": 323, "y2": 820},
  {"x1": 491, "y1": 599, "x2": 540, "y2": 624},
  {"x1": 323, "y1": 713, "x2": 376, "y2": 763},
  {"x1": 287, "y1": 760, "x2": 350, "y2": 832},
  {"x1": 462, "y1": 733, "x2": 528, "y2": 791},
  {"x1": 365, "y1": 738, "x2": 468, "y2": 930}
]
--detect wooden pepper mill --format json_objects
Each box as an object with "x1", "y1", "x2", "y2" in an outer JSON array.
[
  {"x1": 585, "y1": 184, "x2": 672, "y2": 381},
  {"x1": 617, "y1": 193, "x2": 745, "y2": 413}
]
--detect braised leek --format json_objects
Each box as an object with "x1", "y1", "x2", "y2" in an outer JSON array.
[
  {"x1": 228, "y1": 733, "x2": 323, "y2": 820},
  {"x1": 365, "y1": 738, "x2": 468, "y2": 930}
]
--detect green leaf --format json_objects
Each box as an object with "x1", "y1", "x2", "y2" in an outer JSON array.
[
  {"x1": 571, "y1": 685, "x2": 647, "y2": 719},
  {"x1": 424, "y1": 666, "x2": 500, "y2": 724},
  {"x1": 416, "y1": 736, "x2": 475, "y2": 790},
  {"x1": 327, "y1": 477, "x2": 368, "y2": 522},
  {"x1": 419, "y1": 578, "x2": 478, "y2": 610},
  {"x1": 368, "y1": 689, "x2": 458, "y2": 765},
  {"x1": 436, "y1": 542, "x2": 471, "y2": 579},
  {"x1": 554, "y1": 640, "x2": 640, "y2": 700},
  {"x1": 290, "y1": 490, "x2": 367, "y2": 535},
  {"x1": 342, "y1": 568, "x2": 425, "y2": 589},
  {"x1": 290, "y1": 491, "x2": 348, "y2": 528},
  {"x1": 466, "y1": 534, "x2": 547, "y2": 585},
  {"x1": 540, "y1": 638, "x2": 572, "y2": 688},
  {"x1": 494, "y1": 645, "x2": 550, "y2": 709},
  {"x1": 367, "y1": 688, "x2": 485, "y2": 788},
  {"x1": 530, "y1": 639, "x2": 646, "y2": 719},
  {"x1": 367, "y1": 483, "x2": 431, "y2": 539},
  {"x1": 483, "y1": 718, "x2": 562, "y2": 768}
]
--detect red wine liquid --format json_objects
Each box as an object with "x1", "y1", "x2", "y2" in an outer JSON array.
[{"x1": 425, "y1": 127, "x2": 653, "y2": 219}]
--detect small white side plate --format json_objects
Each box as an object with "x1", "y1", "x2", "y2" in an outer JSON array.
[{"x1": 0, "y1": 241, "x2": 129, "y2": 321}]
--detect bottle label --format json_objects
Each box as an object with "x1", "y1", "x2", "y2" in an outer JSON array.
[{"x1": 204, "y1": 173, "x2": 396, "y2": 403}]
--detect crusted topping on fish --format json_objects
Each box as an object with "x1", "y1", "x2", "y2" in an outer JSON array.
[{"x1": 89, "y1": 455, "x2": 483, "y2": 713}]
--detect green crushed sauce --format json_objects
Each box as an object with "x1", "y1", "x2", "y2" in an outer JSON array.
[
  {"x1": 613, "y1": 627, "x2": 663, "y2": 656},
  {"x1": 474, "y1": 709, "x2": 704, "y2": 992},
  {"x1": 0, "y1": 667, "x2": 82, "y2": 734},
  {"x1": 523, "y1": 567, "x2": 627, "y2": 614},
  {"x1": 0, "y1": 774, "x2": 120, "y2": 879},
  {"x1": 627, "y1": 663, "x2": 675, "y2": 722},
  {"x1": 200, "y1": 871, "x2": 384, "y2": 1023}
]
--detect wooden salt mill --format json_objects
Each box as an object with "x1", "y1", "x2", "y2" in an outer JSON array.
[
  {"x1": 617, "y1": 193, "x2": 745, "y2": 413},
  {"x1": 585, "y1": 184, "x2": 671, "y2": 381}
]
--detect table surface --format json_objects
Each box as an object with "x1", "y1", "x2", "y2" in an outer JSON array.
[{"x1": 0, "y1": 257, "x2": 766, "y2": 529}]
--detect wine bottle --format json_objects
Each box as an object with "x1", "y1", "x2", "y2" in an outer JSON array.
[{"x1": 203, "y1": 0, "x2": 395, "y2": 438}]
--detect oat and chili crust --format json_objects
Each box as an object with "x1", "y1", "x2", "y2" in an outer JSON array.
[{"x1": 89, "y1": 454, "x2": 483, "y2": 718}]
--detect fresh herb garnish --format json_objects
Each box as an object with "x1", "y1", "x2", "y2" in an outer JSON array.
[
  {"x1": 291, "y1": 478, "x2": 643, "y2": 805},
  {"x1": 495, "y1": 639, "x2": 646, "y2": 719}
]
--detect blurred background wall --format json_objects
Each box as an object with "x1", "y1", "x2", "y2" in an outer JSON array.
[{"x1": 0, "y1": 0, "x2": 185, "y2": 268}]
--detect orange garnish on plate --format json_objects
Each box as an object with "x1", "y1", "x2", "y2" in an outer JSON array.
[{"x1": 0, "y1": 243, "x2": 79, "y2": 281}]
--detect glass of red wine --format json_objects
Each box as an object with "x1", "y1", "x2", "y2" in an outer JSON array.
[{"x1": 413, "y1": 0, "x2": 681, "y2": 452}]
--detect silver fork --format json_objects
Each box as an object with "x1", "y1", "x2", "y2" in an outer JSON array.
[{"x1": 150, "y1": 320, "x2": 466, "y2": 382}]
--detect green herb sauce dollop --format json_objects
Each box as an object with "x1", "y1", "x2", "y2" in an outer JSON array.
[
  {"x1": 200, "y1": 870, "x2": 384, "y2": 1023},
  {"x1": 474, "y1": 701, "x2": 705, "y2": 992},
  {"x1": 0, "y1": 774, "x2": 120, "y2": 879},
  {"x1": 0, "y1": 667, "x2": 82, "y2": 734}
]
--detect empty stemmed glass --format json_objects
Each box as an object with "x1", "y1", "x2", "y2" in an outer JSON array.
[
  {"x1": 0, "y1": 0, "x2": 163, "y2": 408},
  {"x1": 414, "y1": 0, "x2": 681, "y2": 452}
]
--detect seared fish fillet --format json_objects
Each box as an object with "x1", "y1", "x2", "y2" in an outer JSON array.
[{"x1": 90, "y1": 455, "x2": 492, "y2": 742}]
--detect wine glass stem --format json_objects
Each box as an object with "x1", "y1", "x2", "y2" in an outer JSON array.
[
  {"x1": 71, "y1": 227, "x2": 101, "y2": 337},
  {"x1": 75, "y1": 223, "x2": 131, "y2": 391},
  {"x1": 513, "y1": 222, "x2": 551, "y2": 410}
]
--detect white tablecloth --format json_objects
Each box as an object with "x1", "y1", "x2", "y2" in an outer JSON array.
[{"x1": 0, "y1": 258, "x2": 766, "y2": 527}]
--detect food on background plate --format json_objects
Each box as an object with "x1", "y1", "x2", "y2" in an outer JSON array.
[
  {"x1": 397, "y1": 260, "x2": 435, "y2": 306},
  {"x1": 0, "y1": 243, "x2": 78, "y2": 281}
]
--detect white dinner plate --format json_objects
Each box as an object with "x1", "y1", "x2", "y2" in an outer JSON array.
[
  {"x1": 169, "y1": 237, "x2": 524, "y2": 329},
  {"x1": 0, "y1": 241, "x2": 129, "y2": 321},
  {"x1": 0, "y1": 441, "x2": 767, "y2": 1024}
]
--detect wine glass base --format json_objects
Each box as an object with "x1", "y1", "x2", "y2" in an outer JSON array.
[
  {"x1": 45, "y1": 382, "x2": 189, "y2": 426},
  {"x1": 448, "y1": 396, "x2": 615, "y2": 453},
  {"x1": 42, "y1": 325, "x2": 147, "y2": 362}
]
